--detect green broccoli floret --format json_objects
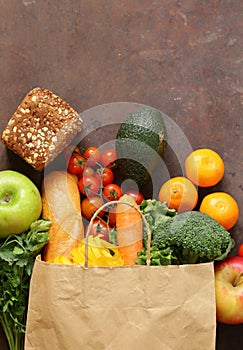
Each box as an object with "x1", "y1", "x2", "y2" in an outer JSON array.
[
  {"x1": 152, "y1": 211, "x2": 235, "y2": 264},
  {"x1": 140, "y1": 199, "x2": 176, "y2": 246}
]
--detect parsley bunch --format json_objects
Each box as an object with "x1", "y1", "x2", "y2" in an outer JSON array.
[{"x1": 0, "y1": 220, "x2": 50, "y2": 350}]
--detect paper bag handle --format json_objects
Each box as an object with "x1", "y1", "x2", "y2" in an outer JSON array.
[{"x1": 85, "y1": 200, "x2": 151, "y2": 267}]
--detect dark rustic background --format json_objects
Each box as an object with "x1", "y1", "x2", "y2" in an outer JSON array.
[{"x1": 0, "y1": 1, "x2": 242, "y2": 349}]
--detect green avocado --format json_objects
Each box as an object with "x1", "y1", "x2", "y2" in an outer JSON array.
[{"x1": 116, "y1": 107, "x2": 167, "y2": 189}]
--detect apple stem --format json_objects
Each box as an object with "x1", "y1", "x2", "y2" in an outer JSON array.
[
  {"x1": 1, "y1": 192, "x2": 11, "y2": 204},
  {"x1": 233, "y1": 273, "x2": 243, "y2": 287}
]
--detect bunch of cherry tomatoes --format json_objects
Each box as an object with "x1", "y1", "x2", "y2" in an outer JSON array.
[{"x1": 63, "y1": 145, "x2": 144, "y2": 241}]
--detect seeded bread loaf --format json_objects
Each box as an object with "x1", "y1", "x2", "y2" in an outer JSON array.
[{"x1": 1, "y1": 87, "x2": 83, "y2": 171}]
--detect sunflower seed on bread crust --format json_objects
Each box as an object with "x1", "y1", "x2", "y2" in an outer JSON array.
[{"x1": 1, "y1": 87, "x2": 83, "y2": 171}]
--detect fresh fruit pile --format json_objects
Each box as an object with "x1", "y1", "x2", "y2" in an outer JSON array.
[{"x1": 158, "y1": 148, "x2": 239, "y2": 231}]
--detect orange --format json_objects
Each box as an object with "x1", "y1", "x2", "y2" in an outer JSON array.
[
  {"x1": 158, "y1": 176, "x2": 198, "y2": 213},
  {"x1": 199, "y1": 192, "x2": 239, "y2": 230},
  {"x1": 185, "y1": 148, "x2": 224, "y2": 187}
]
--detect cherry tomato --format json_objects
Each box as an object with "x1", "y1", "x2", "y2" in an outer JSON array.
[
  {"x1": 125, "y1": 190, "x2": 144, "y2": 205},
  {"x1": 83, "y1": 166, "x2": 95, "y2": 177},
  {"x1": 107, "y1": 207, "x2": 117, "y2": 227},
  {"x1": 81, "y1": 196, "x2": 104, "y2": 221},
  {"x1": 96, "y1": 168, "x2": 114, "y2": 187},
  {"x1": 103, "y1": 184, "x2": 123, "y2": 201},
  {"x1": 101, "y1": 149, "x2": 117, "y2": 168},
  {"x1": 83, "y1": 146, "x2": 101, "y2": 166},
  {"x1": 67, "y1": 154, "x2": 86, "y2": 175},
  {"x1": 78, "y1": 175, "x2": 100, "y2": 197},
  {"x1": 238, "y1": 244, "x2": 243, "y2": 257},
  {"x1": 63, "y1": 145, "x2": 80, "y2": 160},
  {"x1": 85, "y1": 219, "x2": 110, "y2": 242}
]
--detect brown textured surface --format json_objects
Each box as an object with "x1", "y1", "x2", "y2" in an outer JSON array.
[{"x1": 0, "y1": 1, "x2": 242, "y2": 349}]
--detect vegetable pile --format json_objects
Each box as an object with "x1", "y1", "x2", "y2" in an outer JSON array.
[
  {"x1": 61, "y1": 109, "x2": 238, "y2": 269},
  {"x1": 0, "y1": 104, "x2": 240, "y2": 348}
]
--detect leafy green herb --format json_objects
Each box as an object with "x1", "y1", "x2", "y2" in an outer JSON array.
[{"x1": 0, "y1": 220, "x2": 51, "y2": 350}]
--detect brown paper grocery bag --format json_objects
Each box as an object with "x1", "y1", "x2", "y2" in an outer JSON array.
[{"x1": 25, "y1": 256, "x2": 216, "y2": 350}]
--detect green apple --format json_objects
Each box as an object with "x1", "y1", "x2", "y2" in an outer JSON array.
[{"x1": 0, "y1": 170, "x2": 42, "y2": 238}]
